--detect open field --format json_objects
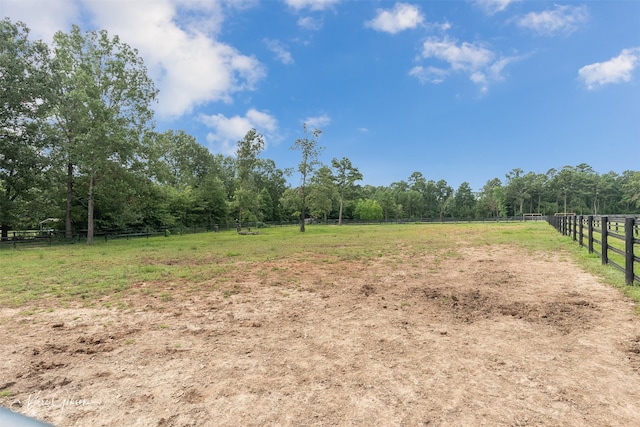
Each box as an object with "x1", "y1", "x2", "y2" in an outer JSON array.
[{"x1": 1, "y1": 223, "x2": 640, "y2": 426}]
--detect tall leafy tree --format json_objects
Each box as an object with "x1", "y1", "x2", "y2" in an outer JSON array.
[
  {"x1": 596, "y1": 171, "x2": 620, "y2": 214},
  {"x1": 143, "y1": 130, "x2": 227, "y2": 228},
  {"x1": 434, "y1": 179, "x2": 453, "y2": 221},
  {"x1": 354, "y1": 199, "x2": 383, "y2": 221},
  {"x1": 505, "y1": 168, "x2": 529, "y2": 216},
  {"x1": 279, "y1": 187, "x2": 302, "y2": 221},
  {"x1": 422, "y1": 180, "x2": 440, "y2": 218},
  {"x1": 51, "y1": 25, "x2": 157, "y2": 242},
  {"x1": 389, "y1": 180, "x2": 409, "y2": 193},
  {"x1": 254, "y1": 159, "x2": 289, "y2": 221},
  {"x1": 620, "y1": 170, "x2": 640, "y2": 211},
  {"x1": 197, "y1": 175, "x2": 228, "y2": 228},
  {"x1": 408, "y1": 172, "x2": 429, "y2": 217},
  {"x1": 549, "y1": 166, "x2": 577, "y2": 214},
  {"x1": 575, "y1": 163, "x2": 599, "y2": 214},
  {"x1": 478, "y1": 178, "x2": 505, "y2": 218},
  {"x1": 331, "y1": 157, "x2": 363, "y2": 225},
  {"x1": 374, "y1": 187, "x2": 398, "y2": 220},
  {"x1": 291, "y1": 124, "x2": 323, "y2": 232},
  {"x1": 257, "y1": 187, "x2": 274, "y2": 222},
  {"x1": 525, "y1": 172, "x2": 547, "y2": 214},
  {"x1": 408, "y1": 172, "x2": 427, "y2": 192},
  {"x1": 308, "y1": 165, "x2": 337, "y2": 223},
  {"x1": 147, "y1": 130, "x2": 213, "y2": 188},
  {"x1": 452, "y1": 182, "x2": 476, "y2": 218},
  {"x1": 234, "y1": 129, "x2": 264, "y2": 230},
  {"x1": 398, "y1": 190, "x2": 423, "y2": 219},
  {"x1": 0, "y1": 19, "x2": 53, "y2": 238}
]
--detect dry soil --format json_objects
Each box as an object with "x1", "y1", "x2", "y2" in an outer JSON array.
[{"x1": 1, "y1": 245, "x2": 640, "y2": 426}]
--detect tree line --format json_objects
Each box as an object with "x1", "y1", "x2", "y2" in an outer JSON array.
[{"x1": 2, "y1": 20, "x2": 639, "y2": 242}]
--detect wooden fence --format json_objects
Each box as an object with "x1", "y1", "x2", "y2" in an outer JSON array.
[
  {"x1": 548, "y1": 215, "x2": 639, "y2": 285},
  {"x1": 0, "y1": 230, "x2": 58, "y2": 248},
  {"x1": 1, "y1": 216, "x2": 547, "y2": 248},
  {"x1": 0, "y1": 229, "x2": 166, "y2": 248}
]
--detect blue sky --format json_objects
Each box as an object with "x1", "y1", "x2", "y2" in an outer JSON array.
[{"x1": 3, "y1": 0, "x2": 639, "y2": 192}]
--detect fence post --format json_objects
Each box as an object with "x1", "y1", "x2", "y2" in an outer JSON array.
[
  {"x1": 572, "y1": 215, "x2": 577, "y2": 241},
  {"x1": 588, "y1": 215, "x2": 594, "y2": 254},
  {"x1": 601, "y1": 216, "x2": 608, "y2": 265},
  {"x1": 578, "y1": 215, "x2": 584, "y2": 247},
  {"x1": 626, "y1": 217, "x2": 635, "y2": 285}
]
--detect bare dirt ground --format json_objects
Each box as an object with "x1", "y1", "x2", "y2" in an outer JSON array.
[{"x1": 1, "y1": 244, "x2": 640, "y2": 426}]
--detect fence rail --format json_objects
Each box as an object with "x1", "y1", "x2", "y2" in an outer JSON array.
[
  {"x1": 0, "y1": 230, "x2": 58, "y2": 248},
  {"x1": 1, "y1": 215, "x2": 549, "y2": 246},
  {"x1": 1, "y1": 216, "x2": 549, "y2": 249},
  {"x1": 548, "y1": 215, "x2": 639, "y2": 285}
]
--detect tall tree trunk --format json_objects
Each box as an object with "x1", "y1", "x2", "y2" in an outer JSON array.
[
  {"x1": 65, "y1": 162, "x2": 73, "y2": 239},
  {"x1": 338, "y1": 191, "x2": 344, "y2": 225},
  {"x1": 87, "y1": 170, "x2": 95, "y2": 244},
  {"x1": 1, "y1": 186, "x2": 9, "y2": 240},
  {"x1": 300, "y1": 185, "x2": 306, "y2": 232}
]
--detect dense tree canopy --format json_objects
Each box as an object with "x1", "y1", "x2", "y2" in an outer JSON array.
[
  {"x1": 0, "y1": 19, "x2": 52, "y2": 239},
  {"x1": 1, "y1": 19, "x2": 638, "y2": 240},
  {"x1": 331, "y1": 157, "x2": 362, "y2": 225},
  {"x1": 51, "y1": 25, "x2": 157, "y2": 242}
]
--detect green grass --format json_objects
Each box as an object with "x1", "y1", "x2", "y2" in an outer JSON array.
[{"x1": 1, "y1": 222, "x2": 638, "y2": 308}]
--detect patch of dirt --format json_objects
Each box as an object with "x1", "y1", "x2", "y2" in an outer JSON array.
[{"x1": 1, "y1": 245, "x2": 640, "y2": 426}]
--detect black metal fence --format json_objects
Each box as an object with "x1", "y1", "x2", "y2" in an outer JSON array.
[{"x1": 548, "y1": 215, "x2": 640, "y2": 285}]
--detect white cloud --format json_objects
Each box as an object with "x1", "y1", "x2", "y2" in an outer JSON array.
[
  {"x1": 284, "y1": 0, "x2": 340, "y2": 11},
  {"x1": 421, "y1": 37, "x2": 494, "y2": 71},
  {"x1": 264, "y1": 39, "x2": 294, "y2": 65},
  {"x1": 474, "y1": 0, "x2": 515, "y2": 15},
  {"x1": 578, "y1": 48, "x2": 640, "y2": 90},
  {"x1": 412, "y1": 37, "x2": 519, "y2": 92},
  {"x1": 200, "y1": 109, "x2": 279, "y2": 156},
  {"x1": 409, "y1": 66, "x2": 448, "y2": 84},
  {"x1": 286, "y1": 0, "x2": 337, "y2": 30},
  {"x1": 1, "y1": 0, "x2": 79, "y2": 42},
  {"x1": 435, "y1": 21, "x2": 452, "y2": 32},
  {"x1": 171, "y1": 1, "x2": 226, "y2": 36},
  {"x1": 304, "y1": 115, "x2": 331, "y2": 129},
  {"x1": 516, "y1": 5, "x2": 588, "y2": 36},
  {"x1": 297, "y1": 16, "x2": 323, "y2": 30},
  {"x1": 365, "y1": 3, "x2": 424, "y2": 34},
  {"x1": 3, "y1": 0, "x2": 266, "y2": 119},
  {"x1": 85, "y1": 1, "x2": 266, "y2": 118}
]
